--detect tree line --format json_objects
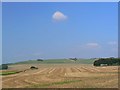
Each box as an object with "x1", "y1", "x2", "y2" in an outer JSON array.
[{"x1": 93, "y1": 58, "x2": 120, "y2": 66}]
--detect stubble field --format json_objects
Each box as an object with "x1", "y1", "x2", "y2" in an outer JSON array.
[{"x1": 1, "y1": 63, "x2": 118, "y2": 88}]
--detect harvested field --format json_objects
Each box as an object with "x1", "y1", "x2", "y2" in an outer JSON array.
[{"x1": 2, "y1": 64, "x2": 118, "y2": 88}]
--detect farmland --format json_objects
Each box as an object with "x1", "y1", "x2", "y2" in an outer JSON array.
[{"x1": 1, "y1": 59, "x2": 118, "y2": 88}]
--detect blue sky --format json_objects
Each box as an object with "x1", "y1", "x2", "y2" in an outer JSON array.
[{"x1": 3, "y1": 2, "x2": 118, "y2": 63}]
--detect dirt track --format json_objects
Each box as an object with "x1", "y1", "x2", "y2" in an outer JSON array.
[{"x1": 2, "y1": 64, "x2": 118, "y2": 88}]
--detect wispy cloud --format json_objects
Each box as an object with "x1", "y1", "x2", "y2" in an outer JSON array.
[
  {"x1": 108, "y1": 41, "x2": 117, "y2": 45},
  {"x1": 71, "y1": 43, "x2": 101, "y2": 53},
  {"x1": 86, "y1": 43, "x2": 100, "y2": 48},
  {"x1": 52, "y1": 11, "x2": 67, "y2": 21}
]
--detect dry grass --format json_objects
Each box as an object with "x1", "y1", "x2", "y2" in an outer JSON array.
[{"x1": 2, "y1": 64, "x2": 118, "y2": 88}]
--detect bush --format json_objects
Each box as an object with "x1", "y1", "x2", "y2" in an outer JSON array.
[
  {"x1": 30, "y1": 66, "x2": 38, "y2": 69},
  {"x1": 0, "y1": 64, "x2": 8, "y2": 70}
]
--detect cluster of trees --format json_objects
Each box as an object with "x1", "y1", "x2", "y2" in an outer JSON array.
[
  {"x1": 0, "y1": 64, "x2": 8, "y2": 70},
  {"x1": 37, "y1": 59, "x2": 43, "y2": 61},
  {"x1": 93, "y1": 58, "x2": 120, "y2": 66},
  {"x1": 69, "y1": 58, "x2": 77, "y2": 61}
]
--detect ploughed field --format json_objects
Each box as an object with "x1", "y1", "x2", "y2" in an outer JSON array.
[{"x1": 1, "y1": 63, "x2": 118, "y2": 88}]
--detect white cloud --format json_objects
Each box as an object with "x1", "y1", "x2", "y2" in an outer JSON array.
[
  {"x1": 52, "y1": 11, "x2": 67, "y2": 21},
  {"x1": 86, "y1": 43, "x2": 100, "y2": 48}
]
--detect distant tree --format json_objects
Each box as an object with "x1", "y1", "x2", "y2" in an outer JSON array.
[
  {"x1": 110, "y1": 57, "x2": 115, "y2": 59},
  {"x1": 74, "y1": 58, "x2": 77, "y2": 61},
  {"x1": 37, "y1": 59, "x2": 43, "y2": 61},
  {"x1": 69, "y1": 58, "x2": 77, "y2": 61},
  {"x1": 0, "y1": 64, "x2": 8, "y2": 70}
]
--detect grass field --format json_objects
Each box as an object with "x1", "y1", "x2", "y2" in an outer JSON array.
[
  {"x1": 1, "y1": 59, "x2": 118, "y2": 88},
  {"x1": 0, "y1": 71, "x2": 19, "y2": 76},
  {"x1": 12, "y1": 59, "x2": 95, "y2": 64}
]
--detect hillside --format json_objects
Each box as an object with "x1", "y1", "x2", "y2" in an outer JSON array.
[{"x1": 10, "y1": 59, "x2": 95, "y2": 65}]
